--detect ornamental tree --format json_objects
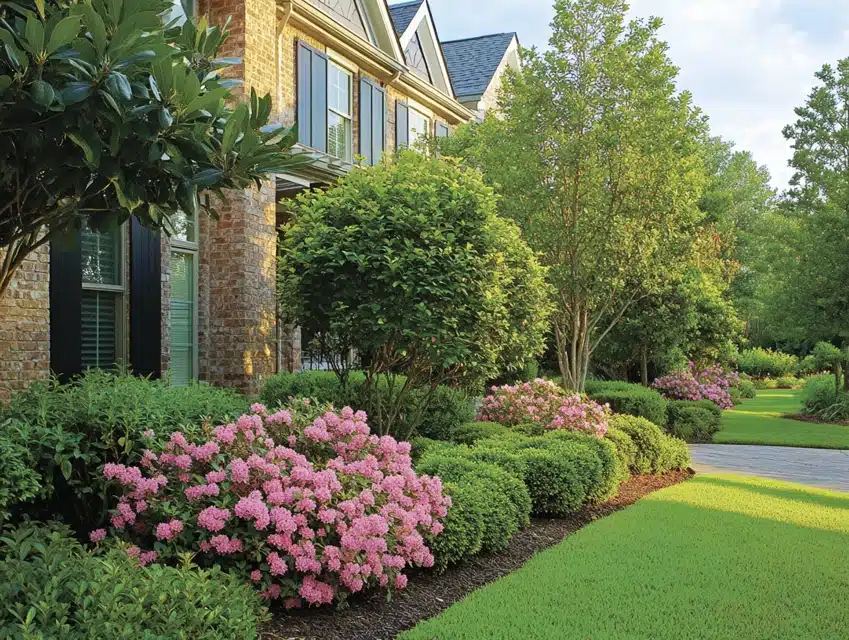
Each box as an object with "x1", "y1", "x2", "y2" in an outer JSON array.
[
  {"x1": 439, "y1": 0, "x2": 707, "y2": 391},
  {"x1": 0, "y1": 0, "x2": 306, "y2": 298},
  {"x1": 278, "y1": 151, "x2": 552, "y2": 438}
]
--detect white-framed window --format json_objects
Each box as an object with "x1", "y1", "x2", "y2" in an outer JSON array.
[
  {"x1": 169, "y1": 210, "x2": 199, "y2": 387},
  {"x1": 327, "y1": 62, "x2": 353, "y2": 162},
  {"x1": 80, "y1": 217, "x2": 126, "y2": 370},
  {"x1": 409, "y1": 107, "x2": 431, "y2": 146}
]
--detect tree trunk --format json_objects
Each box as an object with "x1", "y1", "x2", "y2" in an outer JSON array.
[
  {"x1": 640, "y1": 345, "x2": 649, "y2": 386},
  {"x1": 835, "y1": 363, "x2": 842, "y2": 395}
]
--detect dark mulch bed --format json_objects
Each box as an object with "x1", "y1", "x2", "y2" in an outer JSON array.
[
  {"x1": 262, "y1": 469, "x2": 693, "y2": 640},
  {"x1": 785, "y1": 413, "x2": 849, "y2": 426}
]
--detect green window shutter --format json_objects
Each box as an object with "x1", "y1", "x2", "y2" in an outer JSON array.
[
  {"x1": 170, "y1": 252, "x2": 195, "y2": 387},
  {"x1": 81, "y1": 291, "x2": 117, "y2": 370}
]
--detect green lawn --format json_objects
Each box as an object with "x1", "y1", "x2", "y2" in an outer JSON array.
[
  {"x1": 713, "y1": 389, "x2": 849, "y2": 449},
  {"x1": 401, "y1": 474, "x2": 849, "y2": 640}
]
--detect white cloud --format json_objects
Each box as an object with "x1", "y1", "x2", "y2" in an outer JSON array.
[{"x1": 427, "y1": 0, "x2": 849, "y2": 190}]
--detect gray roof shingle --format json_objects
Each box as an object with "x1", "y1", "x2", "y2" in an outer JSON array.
[
  {"x1": 441, "y1": 32, "x2": 516, "y2": 98},
  {"x1": 388, "y1": 0, "x2": 423, "y2": 37}
]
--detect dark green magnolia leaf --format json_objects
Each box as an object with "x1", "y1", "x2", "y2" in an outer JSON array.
[
  {"x1": 71, "y1": 5, "x2": 107, "y2": 55},
  {"x1": 114, "y1": 49, "x2": 157, "y2": 69},
  {"x1": 183, "y1": 87, "x2": 227, "y2": 117},
  {"x1": 60, "y1": 458, "x2": 72, "y2": 480},
  {"x1": 189, "y1": 168, "x2": 224, "y2": 186},
  {"x1": 220, "y1": 103, "x2": 247, "y2": 155},
  {"x1": 105, "y1": 71, "x2": 132, "y2": 101},
  {"x1": 29, "y1": 79, "x2": 54, "y2": 107},
  {"x1": 66, "y1": 130, "x2": 101, "y2": 169},
  {"x1": 176, "y1": 181, "x2": 198, "y2": 216},
  {"x1": 46, "y1": 15, "x2": 81, "y2": 54},
  {"x1": 99, "y1": 88, "x2": 122, "y2": 115},
  {"x1": 24, "y1": 14, "x2": 44, "y2": 55},
  {"x1": 148, "y1": 74, "x2": 161, "y2": 100},
  {"x1": 158, "y1": 107, "x2": 173, "y2": 129},
  {"x1": 213, "y1": 56, "x2": 241, "y2": 66},
  {"x1": 3, "y1": 42, "x2": 27, "y2": 72},
  {"x1": 61, "y1": 81, "x2": 93, "y2": 104},
  {"x1": 0, "y1": 75, "x2": 11, "y2": 92}
]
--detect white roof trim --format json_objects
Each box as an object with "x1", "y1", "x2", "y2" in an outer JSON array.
[
  {"x1": 361, "y1": 0, "x2": 405, "y2": 63},
  {"x1": 397, "y1": 1, "x2": 453, "y2": 97}
]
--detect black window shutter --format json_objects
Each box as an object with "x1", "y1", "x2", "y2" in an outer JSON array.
[
  {"x1": 359, "y1": 77, "x2": 373, "y2": 165},
  {"x1": 372, "y1": 86, "x2": 386, "y2": 165},
  {"x1": 436, "y1": 121, "x2": 450, "y2": 138},
  {"x1": 130, "y1": 217, "x2": 161, "y2": 378},
  {"x1": 50, "y1": 229, "x2": 82, "y2": 382},
  {"x1": 311, "y1": 51, "x2": 328, "y2": 153},
  {"x1": 297, "y1": 43, "x2": 312, "y2": 147},
  {"x1": 395, "y1": 100, "x2": 409, "y2": 150}
]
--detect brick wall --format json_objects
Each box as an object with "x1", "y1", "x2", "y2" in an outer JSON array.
[{"x1": 0, "y1": 246, "x2": 50, "y2": 403}]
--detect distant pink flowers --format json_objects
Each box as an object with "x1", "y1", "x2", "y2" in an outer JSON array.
[
  {"x1": 102, "y1": 402, "x2": 450, "y2": 608},
  {"x1": 89, "y1": 528, "x2": 106, "y2": 543},
  {"x1": 477, "y1": 378, "x2": 609, "y2": 437},
  {"x1": 653, "y1": 362, "x2": 735, "y2": 409}
]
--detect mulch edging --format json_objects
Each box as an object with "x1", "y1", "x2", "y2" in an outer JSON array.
[
  {"x1": 785, "y1": 413, "x2": 849, "y2": 427},
  {"x1": 262, "y1": 469, "x2": 694, "y2": 640}
]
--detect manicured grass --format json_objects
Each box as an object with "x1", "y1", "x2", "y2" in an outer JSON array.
[
  {"x1": 401, "y1": 474, "x2": 849, "y2": 640},
  {"x1": 713, "y1": 389, "x2": 849, "y2": 449}
]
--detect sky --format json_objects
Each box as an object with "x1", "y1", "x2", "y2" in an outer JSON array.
[{"x1": 426, "y1": 0, "x2": 849, "y2": 191}]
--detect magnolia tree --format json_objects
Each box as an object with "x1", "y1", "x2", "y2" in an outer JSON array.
[
  {"x1": 0, "y1": 0, "x2": 306, "y2": 297},
  {"x1": 439, "y1": 0, "x2": 707, "y2": 391},
  {"x1": 279, "y1": 151, "x2": 552, "y2": 437}
]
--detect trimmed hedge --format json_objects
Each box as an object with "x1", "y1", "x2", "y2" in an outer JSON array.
[
  {"x1": 604, "y1": 426, "x2": 638, "y2": 475},
  {"x1": 541, "y1": 431, "x2": 625, "y2": 502},
  {"x1": 584, "y1": 380, "x2": 668, "y2": 426},
  {"x1": 609, "y1": 414, "x2": 690, "y2": 474},
  {"x1": 427, "y1": 481, "x2": 487, "y2": 572},
  {"x1": 0, "y1": 524, "x2": 267, "y2": 638},
  {"x1": 666, "y1": 400, "x2": 722, "y2": 443},
  {"x1": 452, "y1": 422, "x2": 511, "y2": 445}
]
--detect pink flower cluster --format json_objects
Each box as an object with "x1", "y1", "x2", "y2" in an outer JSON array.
[
  {"x1": 653, "y1": 362, "x2": 736, "y2": 409},
  {"x1": 101, "y1": 403, "x2": 450, "y2": 608},
  {"x1": 477, "y1": 378, "x2": 609, "y2": 437}
]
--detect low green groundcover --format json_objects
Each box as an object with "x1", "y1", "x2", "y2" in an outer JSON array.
[
  {"x1": 714, "y1": 388, "x2": 849, "y2": 449},
  {"x1": 402, "y1": 474, "x2": 849, "y2": 639}
]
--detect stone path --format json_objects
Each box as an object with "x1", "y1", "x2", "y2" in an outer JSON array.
[{"x1": 690, "y1": 444, "x2": 849, "y2": 493}]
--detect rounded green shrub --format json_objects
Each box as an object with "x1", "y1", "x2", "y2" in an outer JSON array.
[
  {"x1": 736, "y1": 347, "x2": 798, "y2": 378},
  {"x1": 452, "y1": 421, "x2": 511, "y2": 445},
  {"x1": 604, "y1": 426, "x2": 637, "y2": 477},
  {"x1": 410, "y1": 436, "x2": 457, "y2": 463},
  {"x1": 519, "y1": 445, "x2": 601, "y2": 515},
  {"x1": 0, "y1": 524, "x2": 267, "y2": 639},
  {"x1": 416, "y1": 455, "x2": 531, "y2": 553},
  {"x1": 584, "y1": 380, "x2": 668, "y2": 426},
  {"x1": 776, "y1": 376, "x2": 804, "y2": 389},
  {"x1": 510, "y1": 422, "x2": 546, "y2": 437},
  {"x1": 609, "y1": 414, "x2": 690, "y2": 474},
  {"x1": 541, "y1": 431, "x2": 623, "y2": 502},
  {"x1": 415, "y1": 385, "x2": 477, "y2": 441},
  {"x1": 733, "y1": 376, "x2": 757, "y2": 400},
  {"x1": 666, "y1": 400, "x2": 722, "y2": 443},
  {"x1": 428, "y1": 481, "x2": 486, "y2": 572}
]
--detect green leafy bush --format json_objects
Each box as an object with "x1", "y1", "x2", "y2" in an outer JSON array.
[
  {"x1": 776, "y1": 376, "x2": 804, "y2": 389},
  {"x1": 0, "y1": 524, "x2": 267, "y2": 639},
  {"x1": 0, "y1": 420, "x2": 42, "y2": 520},
  {"x1": 604, "y1": 426, "x2": 638, "y2": 475},
  {"x1": 584, "y1": 380, "x2": 668, "y2": 426},
  {"x1": 260, "y1": 370, "x2": 362, "y2": 407},
  {"x1": 0, "y1": 371, "x2": 248, "y2": 530},
  {"x1": 416, "y1": 386, "x2": 477, "y2": 441},
  {"x1": 666, "y1": 400, "x2": 721, "y2": 443},
  {"x1": 732, "y1": 376, "x2": 757, "y2": 400},
  {"x1": 416, "y1": 455, "x2": 531, "y2": 563},
  {"x1": 802, "y1": 376, "x2": 849, "y2": 422},
  {"x1": 542, "y1": 431, "x2": 624, "y2": 501},
  {"x1": 754, "y1": 377, "x2": 778, "y2": 389},
  {"x1": 427, "y1": 481, "x2": 487, "y2": 572},
  {"x1": 736, "y1": 348, "x2": 798, "y2": 378},
  {"x1": 609, "y1": 414, "x2": 690, "y2": 474},
  {"x1": 452, "y1": 422, "x2": 511, "y2": 445},
  {"x1": 510, "y1": 422, "x2": 546, "y2": 436}
]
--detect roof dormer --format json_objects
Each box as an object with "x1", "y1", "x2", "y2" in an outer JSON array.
[{"x1": 389, "y1": 0, "x2": 454, "y2": 96}]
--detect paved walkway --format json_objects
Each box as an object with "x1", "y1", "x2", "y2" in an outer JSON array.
[{"x1": 690, "y1": 444, "x2": 849, "y2": 493}]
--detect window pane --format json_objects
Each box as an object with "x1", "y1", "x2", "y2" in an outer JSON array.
[
  {"x1": 328, "y1": 111, "x2": 352, "y2": 162},
  {"x1": 81, "y1": 218, "x2": 121, "y2": 285},
  {"x1": 170, "y1": 252, "x2": 195, "y2": 387},
  {"x1": 409, "y1": 109, "x2": 430, "y2": 145},
  {"x1": 171, "y1": 210, "x2": 196, "y2": 243},
  {"x1": 328, "y1": 64, "x2": 351, "y2": 116},
  {"x1": 81, "y1": 291, "x2": 118, "y2": 370}
]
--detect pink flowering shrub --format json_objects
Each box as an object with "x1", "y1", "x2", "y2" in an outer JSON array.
[
  {"x1": 101, "y1": 402, "x2": 450, "y2": 607},
  {"x1": 477, "y1": 379, "x2": 609, "y2": 437},
  {"x1": 652, "y1": 362, "x2": 736, "y2": 409}
]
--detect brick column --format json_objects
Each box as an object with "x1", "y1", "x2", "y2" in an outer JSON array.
[
  {"x1": 200, "y1": 0, "x2": 280, "y2": 395},
  {"x1": 0, "y1": 246, "x2": 50, "y2": 403}
]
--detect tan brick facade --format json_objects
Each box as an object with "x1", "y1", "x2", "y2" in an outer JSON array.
[{"x1": 0, "y1": 246, "x2": 50, "y2": 403}]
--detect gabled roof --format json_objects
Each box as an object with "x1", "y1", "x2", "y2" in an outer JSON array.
[
  {"x1": 441, "y1": 32, "x2": 517, "y2": 99},
  {"x1": 388, "y1": 0, "x2": 423, "y2": 36}
]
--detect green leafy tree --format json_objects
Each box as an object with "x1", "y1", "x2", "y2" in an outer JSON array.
[
  {"x1": 439, "y1": 0, "x2": 706, "y2": 391},
  {"x1": 278, "y1": 151, "x2": 552, "y2": 438},
  {"x1": 0, "y1": 0, "x2": 305, "y2": 298}
]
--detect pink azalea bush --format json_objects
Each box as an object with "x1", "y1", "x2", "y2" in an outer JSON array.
[
  {"x1": 652, "y1": 362, "x2": 737, "y2": 409},
  {"x1": 99, "y1": 401, "x2": 451, "y2": 607},
  {"x1": 477, "y1": 379, "x2": 609, "y2": 437}
]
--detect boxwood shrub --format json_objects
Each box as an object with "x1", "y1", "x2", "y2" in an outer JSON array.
[
  {"x1": 452, "y1": 421, "x2": 511, "y2": 445},
  {"x1": 609, "y1": 414, "x2": 690, "y2": 474},
  {"x1": 604, "y1": 426, "x2": 638, "y2": 476},
  {"x1": 584, "y1": 380, "x2": 668, "y2": 426},
  {"x1": 666, "y1": 400, "x2": 722, "y2": 443},
  {"x1": 427, "y1": 481, "x2": 487, "y2": 572},
  {"x1": 0, "y1": 524, "x2": 267, "y2": 639},
  {"x1": 540, "y1": 431, "x2": 625, "y2": 501}
]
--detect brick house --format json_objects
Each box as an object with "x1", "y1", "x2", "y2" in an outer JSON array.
[{"x1": 0, "y1": 0, "x2": 520, "y2": 401}]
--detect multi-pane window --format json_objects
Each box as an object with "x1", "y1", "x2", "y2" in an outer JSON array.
[
  {"x1": 327, "y1": 63, "x2": 353, "y2": 162},
  {"x1": 80, "y1": 218, "x2": 125, "y2": 370},
  {"x1": 169, "y1": 210, "x2": 198, "y2": 387},
  {"x1": 408, "y1": 107, "x2": 431, "y2": 146}
]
